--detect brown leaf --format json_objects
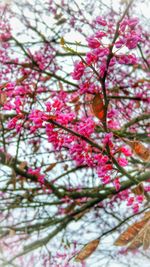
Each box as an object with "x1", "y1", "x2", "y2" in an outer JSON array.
[
  {"x1": 0, "y1": 92, "x2": 7, "y2": 105},
  {"x1": 132, "y1": 141, "x2": 150, "y2": 161},
  {"x1": 56, "y1": 18, "x2": 67, "y2": 25},
  {"x1": 70, "y1": 96, "x2": 79, "y2": 103},
  {"x1": 143, "y1": 211, "x2": 150, "y2": 220},
  {"x1": 75, "y1": 239, "x2": 100, "y2": 262},
  {"x1": 91, "y1": 94, "x2": 105, "y2": 121},
  {"x1": 114, "y1": 220, "x2": 147, "y2": 246},
  {"x1": 143, "y1": 222, "x2": 150, "y2": 250},
  {"x1": 45, "y1": 163, "x2": 57, "y2": 172},
  {"x1": 131, "y1": 182, "x2": 144, "y2": 195},
  {"x1": 60, "y1": 37, "x2": 65, "y2": 46},
  {"x1": 128, "y1": 221, "x2": 150, "y2": 251},
  {"x1": 125, "y1": 140, "x2": 150, "y2": 162},
  {"x1": 114, "y1": 212, "x2": 150, "y2": 250},
  {"x1": 54, "y1": 13, "x2": 63, "y2": 20}
]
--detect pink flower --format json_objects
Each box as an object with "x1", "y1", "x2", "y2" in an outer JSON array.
[
  {"x1": 79, "y1": 82, "x2": 98, "y2": 94},
  {"x1": 94, "y1": 154, "x2": 109, "y2": 165},
  {"x1": 127, "y1": 197, "x2": 134, "y2": 206},
  {"x1": 117, "y1": 54, "x2": 138, "y2": 64},
  {"x1": 28, "y1": 168, "x2": 45, "y2": 184},
  {"x1": 126, "y1": 31, "x2": 141, "y2": 49},
  {"x1": 6, "y1": 82, "x2": 15, "y2": 90},
  {"x1": 132, "y1": 203, "x2": 139, "y2": 213},
  {"x1": 128, "y1": 18, "x2": 139, "y2": 28},
  {"x1": 75, "y1": 117, "x2": 95, "y2": 137},
  {"x1": 118, "y1": 157, "x2": 128, "y2": 167},
  {"x1": 95, "y1": 31, "x2": 107, "y2": 38},
  {"x1": 101, "y1": 175, "x2": 110, "y2": 184},
  {"x1": 56, "y1": 113, "x2": 75, "y2": 125},
  {"x1": 71, "y1": 61, "x2": 85, "y2": 80},
  {"x1": 107, "y1": 109, "x2": 118, "y2": 118},
  {"x1": 120, "y1": 146, "x2": 132, "y2": 157},
  {"x1": 145, "y1": 186, "x2": 150, "y2": 192},
  {"x1": 3, "y1": 102, "x2": 15, "y2": 110},
  {"x1": 87, "y1": 37, "x2": 101, "y2": 49},
  {"x1": 115, "y1": 38, "x2": 126, "y2": 48},
  {"x1": 53, "y1": 99, "x2": 63, "y2": 109},
  {"x1": 103, "y1": 132, "x2": 113, "y2": 145},
  {"x1": 97, "y1": 165, "x2": 112, "y2": 178},
  {"x1": 85, "y1": 52, "x2": 97, "y2": 65},
  {"x1": 136, "y1": 195, "x2": 144, "y2": 203},
  {"x1": 113, "y1": 178, "x2": 121, "y2": 191},
  {"x1": 29, "y1": 110, "x2": 48, "y2": 127},
  {"x1": 95, "y1": 16, "x2": 107, "y2": 26},
  {"x1": 94, "y1": 47, "x2": 109, "y2": 57},
  {"x1": 7, "y1": 117, "x2": 18, "y2": 129},
  {"x1": 45, "y1": 102, "x2": 52, "y2": 112}
]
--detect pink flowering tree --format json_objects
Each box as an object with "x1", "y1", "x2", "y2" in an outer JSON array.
[{"x1": 0, "y1": 0, "x2": 150, "y2": 266}]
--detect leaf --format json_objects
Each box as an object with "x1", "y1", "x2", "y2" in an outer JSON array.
[
  {"x1": 143, "y1": 222, "x2": 150, "y2": 250},
  {"x1": 45, "y1": 163, "x2": 57, "y2": 172},
  {"x1": 132, "y1": 141, "x2": 150, "y2": 161},
  {"x1": 131, "y1": 182, "x2": 144, "y2": 195},
  {"x1": 54, "y1": 13, "x2": 63, "y2": 20},
  {"x1": 91, "y1": 94, "x2": 105, "y2": 121},
  {"x1": 114, "y1": 212, "x2": 150, "y2": 250},
  {"x1": 56, "y1": 18, "x2": 66, "y2": 25},
  {"x1": 125, "y1": 140, "x2": 150, "y2": 162},
  {"x1": 60, "y1": 37, "x2": 65, "y2": 46},
  {"x1": 143, "y1": 211, "x2": 150, "y2": 220},
  {"x1": 127, "y1": 220, "x2": 150, "y2": 251},
  {"x1": 114, "y1": 220, "x2": 147, "y2": 246},
  {"x1": 75, "y1": 239, "x2": 100, "y2": 262},
  {"x1": 0, "y1": 92, "x2": 7, "y2": 105}
]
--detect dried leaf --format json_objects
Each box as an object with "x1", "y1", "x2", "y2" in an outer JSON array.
[
  {"x1": 75, "y1": 239, "x2": 100, "y2": 262},
  {"x1": 114, "y1": 212, "x2": 150, "y2": 250},
  {"x1": 143, "y1": 211, "x2": 150, "y2": 220},
  {"x1": 132, "y1": 141, "x2": 150, "y2": 161},
  {"x1": 45, "y1": 163, "x2": 57, "y2": 172},
  {"x1": 70, "y1": 96, "x2": 79, "y2": 103},
  {"x1": 0, "y1": 92, "x2": 7, "y2": 105},
  {"x1": 128, "y1": 221, "x2": 150, "y2": 251},
  {"x1": 60, "y1": 37, "x2": 65, "y2": 46},
  {"x1": 143, "y1": 223, "x2": 150, "y2": 250},
  {"x1": 124, "y1": 139, "x2": 150, "y2": 162},
  {"x1": 56, "y1": 18, "x2": 67, "y2": 25},
  {"x1": 131, "y1": 182, "x2": 144, "y2": 195},
  {"x1": 114, "y1": 220, "x2": 147, "y2": 246},
  {"x1": 54, "y1": 13, "x2": 63, "y2": 20},
  {"x1": 91, "y1": 94, "x2": 105, "y2": 121}
]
